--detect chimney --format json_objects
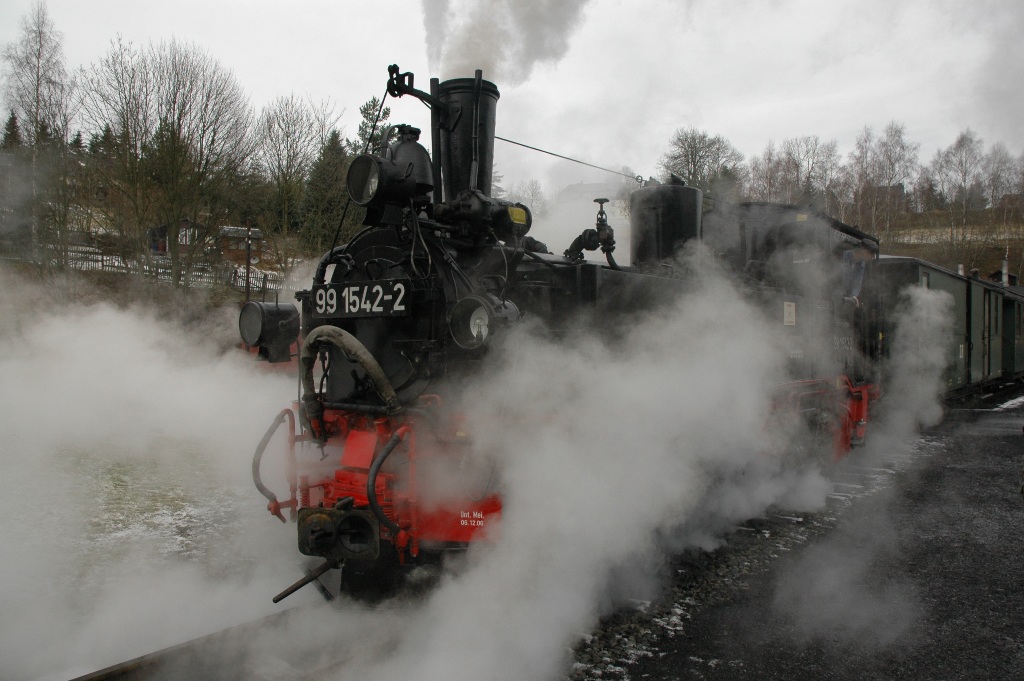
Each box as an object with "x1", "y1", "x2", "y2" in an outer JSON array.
[{"x1": 436, "y1": 72, "x2": 499, "y2": 199}]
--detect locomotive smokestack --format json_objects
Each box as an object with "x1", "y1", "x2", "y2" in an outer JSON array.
[{"x1": 436, "y1": 72, "x2": 499, "y2": 199}]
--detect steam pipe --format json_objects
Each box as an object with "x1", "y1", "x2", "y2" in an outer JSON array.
[
  {"x1": 252, "y1": 409, "x2": 296, "y2": 523},
  {"x1": 313, "y1": 246, "x2": 345, "y2": 286},
  {"x1": 430, "y1": 77, "x2": 443, "y2": 204},
  {"x1": 321, "y1": 401, "x2": 392, "y2": 415},
  {"x1": 367, "y1": 425, "x2": 410, "y2": 536},
  {"x1": 469, "y1": 69, "x2": 482, "y2": 192}
]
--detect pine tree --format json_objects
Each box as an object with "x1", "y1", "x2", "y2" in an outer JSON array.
[
  {"x1": 302, "y1": 130, "x2": 358, "y2": 253},
  {"x1": 88, "y1": 124, "x2": 116, "y2": 156},
  {"x1": 69, "y1": 130, "x2": 84, "y2": 153},
  {"x1": 349, "y1": 97, "x2": 395, "y2": 154},
  {"x1": 2, "y1": 111, "x2": 22, "y2": 149}
]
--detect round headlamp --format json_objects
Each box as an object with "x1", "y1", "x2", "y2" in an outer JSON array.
[
  {"x1": 239, "y1": 301, "x2": 299, "y2": 362},
  {"x1": 449, "y1": 295, "x2": 520, "y2": 350},
  {"x1": 450, "y1": 295, "x2": 492, "y2": 349},
  {"x1": 346, "y1": 155, "x2": 383, "y2": 206}
]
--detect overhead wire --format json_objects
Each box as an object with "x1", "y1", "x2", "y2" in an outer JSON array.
[{"x1": 494, "y1": 135, "x2": 643, "y2": 184}]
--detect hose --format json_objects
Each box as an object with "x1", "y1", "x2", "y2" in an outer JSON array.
[
  {"x1": 300, "y1": 325, "x2": 403, "y2": 421},
  {"x1": 367, "y1": 426, "x2": 410, "y2": 536}
]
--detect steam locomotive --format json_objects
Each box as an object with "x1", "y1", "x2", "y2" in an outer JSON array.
[{"x1": 239, "y1": 65, "x2": 1024, "y2": 602}]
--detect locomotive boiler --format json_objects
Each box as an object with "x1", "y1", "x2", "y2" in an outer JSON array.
[{"x1": 240, "y1": 64, "x2": 884, "y2": 601}]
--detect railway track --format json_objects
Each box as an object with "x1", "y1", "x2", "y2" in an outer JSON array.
[
  {"x1": 66, "y1": 595, "x2": 412, "y2": 681},
  {"x1": 68, "y1": 609, "x2": 305, "y2": 681}
]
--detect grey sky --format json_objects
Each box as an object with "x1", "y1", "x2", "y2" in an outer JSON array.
[{"x1": 1, "y1": 0, "x2": 1020, "y2": 192}]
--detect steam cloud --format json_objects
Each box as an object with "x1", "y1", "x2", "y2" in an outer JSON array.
[
  {"x1": 323, "y1": 246, "x2": 860, "y2": 681},
  {"x1": 0, "y1": 252, "x2": 952, "y2": 679},
  {"x1": 333, "y1": 256, "x2": 951, "y2": 679},
  {"x1": 0, "y1": 269, "x2": 320, "y2": 679},
  {"x1": 771, "y1": 286, "x2": 953, "y2": 645},
  {"x1": 421, "y1": 0, "x2": 592, "y2": 83}
]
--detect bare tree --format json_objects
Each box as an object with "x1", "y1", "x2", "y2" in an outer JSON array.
[
  {"x1": 922, "y1": 129, "x2": 986, "y2": 264},
  {"x1": 80, "y1": 38, "x2": 158, "y2": 264},
  {"x1": 82, "y1": 37, "x2": 254, "y2": 285},
  {"x1": 508, "y1": 179, "x2": 547, "y2": 217},
  {"x1": 659, "y1": 127, "x2": 745, "y2": 196},
  {"x1": 829, "y1": 162, "x2": 856, "y2": 225},
  {"x1": 1, "y1": 1, "x2": 75, "y2": 144},
  {"x1": 254, "y1": 93, "x2": 340, "y2": 237},
  {"x1": 815, "y1": 139, "x2": 843, "y2": 216},
  {"x1": 748, "y1": 140, "x2": 784, "y2": 202},
  {"x1": 847, "y1": 122, "x2": 918, "y2": 241},
  {"x1": 848, "y1": 126, "x2": 879, "y2": 227},
  {"x1": 982, "y1": 142, "x2": 1016, "y2": 227},
  {"x1": 874, "y1": 122, "x2": 918, "y2": 234},
  {"x1": 777, "y1": 135, "x2": 839, "y2": 209}
]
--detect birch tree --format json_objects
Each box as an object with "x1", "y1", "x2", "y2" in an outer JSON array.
[{"x1": 1, "y1": 1, "x2": 79, "y2": 261}]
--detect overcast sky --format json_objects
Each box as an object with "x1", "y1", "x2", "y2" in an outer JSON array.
[{"x1": 1, "y1": 0, "x2": 1021, "y2": 194}]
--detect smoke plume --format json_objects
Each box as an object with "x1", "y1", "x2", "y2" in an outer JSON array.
[{"x1": 421, "y1": 0, "x2": 592, "y2": 83}]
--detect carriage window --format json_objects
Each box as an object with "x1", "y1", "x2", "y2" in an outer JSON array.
[{"x1": 921, "y1": 272, "x2": 930, "y2": 288}]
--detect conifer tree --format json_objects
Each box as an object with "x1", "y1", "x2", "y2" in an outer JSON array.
[
  {"x1": 2, "y1": 111, "x2": 22, "y2": 149},
  {"x1": 302, "y1": 129, "x2": 358, "y2": 253}
]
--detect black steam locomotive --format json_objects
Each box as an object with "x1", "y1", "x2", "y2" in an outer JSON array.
[{"x1": 240, "y1": 65, "x2": 1024, "y2": 602}]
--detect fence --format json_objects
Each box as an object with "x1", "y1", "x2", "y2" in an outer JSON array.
[{"x1": 0, "y1": 243, "x2": 284, "y2": 295}]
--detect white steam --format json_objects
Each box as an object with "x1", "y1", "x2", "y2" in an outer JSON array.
[
  {"x1": 333, "y1": 250, "x2": 845, "y2": 681},
  {"x1": 877, "y1": 286, "x2": 954, "y2": 435},
  {"x1": 771, "y1": 285, "x2": 953, "y2": 645},
  {"x1": 421, "y1": 0, "x2": 592, "y2": 83},
  {"x1": 340, "y1": 268, "x2": 952, "y2": 679},
  {"x1": 0, "y1": 263, "x2": 954, "y2": 679},
  {"x1": 0, "y1": 270, "x2": 320, "y2": 680}
]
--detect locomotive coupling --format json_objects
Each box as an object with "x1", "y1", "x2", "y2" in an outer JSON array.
[{"x1": 297, "y1": 506, "x2": 381, "y2": 561}]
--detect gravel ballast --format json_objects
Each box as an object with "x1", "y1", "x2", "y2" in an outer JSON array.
[{"x1": 571, "y1": 400, "x2": 1024, "y2": 680}]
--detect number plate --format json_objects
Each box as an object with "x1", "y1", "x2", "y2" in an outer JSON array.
[{"x1": 311, "y1": 280, "x2": 410, "y2": 318}]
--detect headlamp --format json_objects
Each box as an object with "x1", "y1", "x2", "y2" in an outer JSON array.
[
  {"x1": 239, "y1": 301, "x2": 299, "y2": 362},
  {"x1": 449, "y1": 294, "x2": 520, "y2": 350}
]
